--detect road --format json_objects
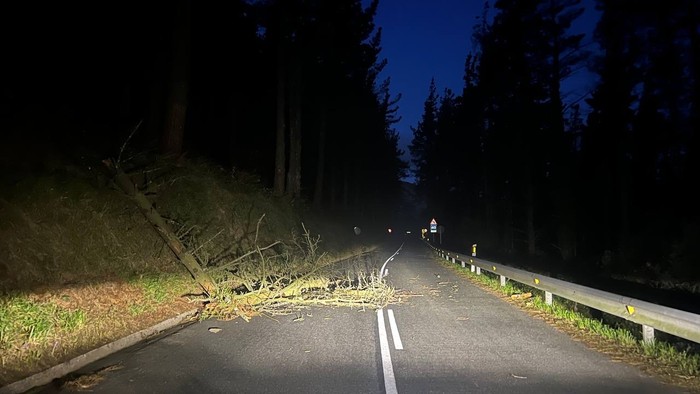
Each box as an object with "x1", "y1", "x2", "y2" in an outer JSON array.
[{"x1": 36, "y1": 237, "x2": 684, "y2": 393}]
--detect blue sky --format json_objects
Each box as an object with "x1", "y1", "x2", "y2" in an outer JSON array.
[{"x1": 370, "y1": 0, "x2": 601, "y2": 173}]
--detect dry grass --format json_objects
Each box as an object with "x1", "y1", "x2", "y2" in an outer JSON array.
[
  {"x1": 0, "y1": 274, "x2": 199, "y2": 386},
  {"x1": 205, "y1": 263, "x2": 394, "y2": 321},
  {"x1": 201, "y1": 222, "x2": 393, "y2": 320}
]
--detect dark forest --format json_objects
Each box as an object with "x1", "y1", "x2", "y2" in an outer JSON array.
[
  {"x1": 2, "y1": 0, "x2": 407, "y2": 226},
  {"x1": 2, "y1": 0, "x2": 699, "y2": 283},
  {"x1": 410, "y1": 0, "x2": 700, "y2": 282}
]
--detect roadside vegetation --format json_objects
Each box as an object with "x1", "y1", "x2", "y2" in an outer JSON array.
[
  {"x1": 438, "y1": 257, "x2": 700, "y2": 393},
  {"x1": 0, "y1": 157, "x2": 391, "y2": 387}
]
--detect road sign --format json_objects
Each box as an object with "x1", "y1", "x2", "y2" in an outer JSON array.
[{"x1": 430, "y1": 218, "x2": 437, "y2": 233}]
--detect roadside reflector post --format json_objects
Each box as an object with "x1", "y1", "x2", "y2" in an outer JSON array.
[
  {"x1": 471, "y1": 243, "x2": 477, "y2": 257},
  {"x1": 500, "y1": 275, "x2": 506, "y2": 287},
  {"x1": 642, "y1": 325, "x2": 655, "y2": 344},
  {"x1": 545, "y1": 291, "x2": 553, "y2": 305}
]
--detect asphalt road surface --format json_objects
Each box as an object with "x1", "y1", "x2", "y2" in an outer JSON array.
[{"x1": 36, "y1": 236, "x2": 685, "y2": 393}]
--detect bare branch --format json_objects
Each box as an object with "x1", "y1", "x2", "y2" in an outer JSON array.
[
  {"x1": 117, "y1": 119, "x2": 143, "y2": 168},
  {"x1": 211, "y1": 241, "x2": 282, "y2": 272}
]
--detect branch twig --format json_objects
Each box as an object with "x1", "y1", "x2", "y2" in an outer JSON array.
[
  {"x1": 117, "y1": 119, "x2": 143, "y2": 168},
  {"x1": 211, "y1": 241, "x2": 282, "y2": 272},
  {"x1": 254, "y1": 214, "x2": 266, "y2": 245}
]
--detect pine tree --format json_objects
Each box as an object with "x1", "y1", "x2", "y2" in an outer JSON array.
[
  {"x1": 467, "y1": 0, "x2": 586, "y2": 257},
  {"x1": 582, "y1": 0, "x2": 641, "y2": 259},
  {"x1": 162, "y1": 0, "x2": 192, "y2": 157},
  {"x1": 409, "y1": 79, "x2": 440, "y2": 216}
]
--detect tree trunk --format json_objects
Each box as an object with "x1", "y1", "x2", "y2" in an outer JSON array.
[
  {"x1": 313, "y1": 103, "x2": 326, "y2": 208},
  {"x1": 162, "y1": 0, "x2": 191, "y2": 157},
  {"x1": 286, "y1": 50, "x2": 302, "y2": 198},
  {"x1": 273, "y1": 36, "x2": 287, "y2": 197},
  {"x1": 342, "y1": 161, "x2": 350, "y2": 210},
  {"x1": 690, "y1": 13, "x2": 700, "y2": 210},
  {"x1": 147, "y1": 70, "x2": 166, "y2": 143},
  {"x1": 329, "y1": 166, "x2": 337, "y2": 210},
  {"x1": 527, "y1": 181, "x2": 536, "y2": 256},
  {"x1": 105, "y1": 160, "x2": 216, "y2": 295}
]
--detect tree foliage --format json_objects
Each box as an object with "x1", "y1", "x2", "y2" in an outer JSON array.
[
  {"x1": 1, "y1": 0, "x2": 407, "y2": 229},
  {"x1": 408, "y1": 0, "x2": 700, "y2": 279}
]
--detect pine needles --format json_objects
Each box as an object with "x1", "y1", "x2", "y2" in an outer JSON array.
[{"x1": 202, "y1": 224, "x2": 393, "y2": 321}]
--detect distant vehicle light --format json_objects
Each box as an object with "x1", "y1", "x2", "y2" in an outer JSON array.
[
  {"x1": 406, "y1": 230, "x2": 411, "y2": 234},
  {"x1": 387, "y1": 228, "x2": 392, "y2": 233}
]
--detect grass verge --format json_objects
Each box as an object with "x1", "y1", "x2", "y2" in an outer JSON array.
[
  {"x1": 0, "y1": 272, "x2": 199, "y2": 386},
  {"x1": 437, "y1": 257, "x2": 700, "y2": 393},
  {"x1": 0, "y1": 156, "x2": 386, "y2": 388}
]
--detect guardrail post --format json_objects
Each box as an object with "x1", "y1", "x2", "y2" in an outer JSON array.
[
  {"x1": 476, "y1": 266, "x2": 481, "y2": 275},
  {"x1": 545, "y1": 291, "x2": 552, "y2": 305},
  {"x1": 461, "y1": 260, "x2": 466, "y2": 268},
  {"x1": 470, "y1": 264, "x2": 475, "y2": 273},
  {"x1": 452, "y1": 256, "x2": 456, "y2": 264},
  {"x1": 642, "y1": 325, "x2": 655, "y2": 344},
  {"x1": 500, "y1": 275, "x2": 506, "y2": 287}
]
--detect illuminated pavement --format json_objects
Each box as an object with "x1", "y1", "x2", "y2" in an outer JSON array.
[{"x1": 36, "y1": 237, "x2": 684, "y2": 393}]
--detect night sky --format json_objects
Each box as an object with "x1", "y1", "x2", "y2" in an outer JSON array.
[
  {"x1": 1, "y1": 0, "x2": 601, "y2": 172},
  {"x1": 371, "y1": 0, "x2": 601, "y2": 174}
]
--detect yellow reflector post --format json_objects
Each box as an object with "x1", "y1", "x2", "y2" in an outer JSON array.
[{"x1": 626, "y1": 305, "x2": 635, "y2": 315}]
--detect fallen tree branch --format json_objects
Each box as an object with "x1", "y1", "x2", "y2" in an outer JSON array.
[
  {"x1": 210, "y1": 241, "x2": 282, "y2": 272},
  {"x1": 117, "y1": 119, "x2": 143, "y2": 167},
  {"x1": 103, "y1": 158, "x2": 217, "y2": 296}
]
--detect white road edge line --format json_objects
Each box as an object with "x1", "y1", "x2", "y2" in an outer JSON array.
[
  {"x1": 377, "y1": 308, "x2": 398, "y2": 394},
  {"x1": 379, "y1": 243, "x2": 403, "y2": 279},
  {"x1": 387, "y1": 309, "x2": 403, "y2": 350}
]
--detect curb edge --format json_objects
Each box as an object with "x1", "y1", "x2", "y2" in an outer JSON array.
[{"x1": 0, "y1": 308, "x2": 199, "y2": 394}]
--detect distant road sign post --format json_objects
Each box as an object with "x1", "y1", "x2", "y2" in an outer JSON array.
[{"x1": 430, "y1": 218, "x2": 437, "y2": 243}]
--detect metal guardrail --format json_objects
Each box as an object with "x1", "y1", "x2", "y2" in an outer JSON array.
[{"x1": 426, "y1": 242, "x2": 700, "y2": 345}]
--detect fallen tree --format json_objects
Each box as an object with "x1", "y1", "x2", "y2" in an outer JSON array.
[
  {"x1": 103, "y1": 158, "x2": 217, "y2": 295},
  {"x1": 104, "y1": 151, "x2": 391, "y2": 321}
]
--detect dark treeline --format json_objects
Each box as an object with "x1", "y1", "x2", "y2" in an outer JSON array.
[
  {"x1": 410, "y1": 0, "x2": 700, "y2": 280},
  {"x1": 1, "y1": 0, "x2": 407, "y2": 227}
]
